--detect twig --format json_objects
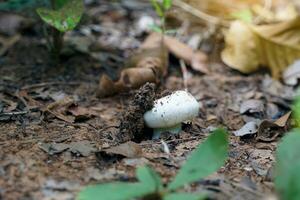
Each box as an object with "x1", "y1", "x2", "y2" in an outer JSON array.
[
  {"x1": 179, "y1": 59, "x2": 188, "y2": 91},
  {"x1": 0, "y1": 111, "x2": 28, "y2": 116},
  {"x1": 21, "y1": 82, "x2": 80, "y2": 90},
  {"x1": 172, "y1": 0, "x2": 229, "y2": 27}
]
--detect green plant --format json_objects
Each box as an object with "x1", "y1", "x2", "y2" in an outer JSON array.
[
  {"x1": 275, "y1": 128, "x2": 300, "y2": 200},
  {"x1": 292, "y1": 91, "x2": 300, "y2": 127},
  {"x1": 275, "y1": 92, "x2": 300, "y2": 200},
  {"x1": 78, "y1": 128, "x2": 229, "y2": 200},
  {"x1": 36, "y1": 0, "x2": 84, "y2": 60},
  {"x1": 150, "y1": 0, "x2": 172, "y2": 35}
]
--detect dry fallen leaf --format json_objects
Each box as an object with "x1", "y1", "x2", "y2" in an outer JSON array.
[
  {"x1": 45, "y1": 97, "x2": 96, "y2": 123},
  {"x1": 257, "y1": 111, "x2": 291, "y2": 142},
  {"x1": 97, "y1": 33, "x2": 208, "y2": 97},
  {"x1": 222, "y1": 17, "x2": 300, "y2": 79}
]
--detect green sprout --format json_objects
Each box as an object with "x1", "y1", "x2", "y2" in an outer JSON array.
[
  {"x1": 36, "y1": 0, "x2": 84, "y2": 60},
  {"x1": 151, "y1": 0, "x2": 173, "y2": 35},
  {"x1": 78, "y1": 129, "x2": 229, "y2": 200}
]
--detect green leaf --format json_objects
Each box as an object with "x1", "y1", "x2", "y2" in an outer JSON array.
[
  {"x1": 137, "y1": 166, "x2": 163, "y2": 191},
  {"x1": 168, "y1": 129, "x2": 229, "y2": 190},
  {"x1": 293, "y1": 91, "x2": 300, "y2": 127},
  {"x1": 151, "y1": 0, "x2": 164, "y2": 17},
  {"x1": 54, "y1": 0, "x2": 68, "y2": 9},
  {"x1": 149, "y1": 24, "x2": 163, "y2": 33},
  {"x1": 78, "y1": 182, "x2": 154, "y2": 200},
  {"x1": 164, "y1": 193, "x2": 207, "y2": 200},
  {"x1": 163, "y1": 0, "x2": 172, "y2": 10},
  {"x1": 36, "y1": 0, "x2": 84, "y2": 32},
  {"x1": 275, "y1": 129, "x2": 300, "y2": 200},
  {"x1": 231, "y1": 9, "x2": 253, "y2": 23}
]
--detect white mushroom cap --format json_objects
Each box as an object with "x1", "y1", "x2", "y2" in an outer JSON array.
[{"x1": 143, "y1": 90, "x2": 200, "y2": 129}]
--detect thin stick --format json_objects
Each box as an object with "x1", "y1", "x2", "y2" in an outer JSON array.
[
  {"x1": 21, "y1": 82, "x2": 80, "y2": 90},
  {"x1": 180, "y1": 59, "x2": 188, "y2": 91},
  {"x1": 172, "y1": 0, "x2": 229, "y2": 27}
]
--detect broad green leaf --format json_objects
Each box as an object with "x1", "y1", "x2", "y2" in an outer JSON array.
[
  {"x1": 151, "y1": 0, "x2": 163, "y2": 17},
  {"x1": 231, "y1": 9, "x2": 252, "y2": 23},
  {"x1": 293, "y1": 92, "x2": 300, "y2": 127},
  {"x1": 37, "y1": 0, "x2": 84, "y2": 32},
  {"x1": 275, "y1": 129, "x2": 300, "y2": 200},
  {"x1": 168, "y1": 129, "x2": 228, "y2": 190},
  {"x1": 78, "y1": 182, "x2": 154, "y2": 200},
  {"x1": 164, "y1": 193, "x2": 206, "y2": 200},
  {"x1": 222, "y1": 17, "x2": 300, "y2": 79},
  {"x1": 137, "y1": 166, "x2": 163, "y2": 191},
  {"x1": 163, "y1": 0, "x2": 172, "y2": 10},
  {"x1": 54, "y1": 0, "x2": 68, "y2": 9}
]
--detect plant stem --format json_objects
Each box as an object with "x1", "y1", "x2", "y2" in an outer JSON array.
[{"x1": 50, "y1": 0, "x2": 63, "y2": 62}]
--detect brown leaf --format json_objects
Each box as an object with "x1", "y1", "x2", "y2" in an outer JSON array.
[
  {"x1": 46, "y1": 97, "x2": 75, "y2": 123},
  {"x1": 104, "y1": 142, "x2": 143, "y2": 158},
  {"x1": 97, "y1": 33, "x2": 208, "y2": 97},
  {"x1": 97, "y1": 46, "x2": 167, "y2": 97},
  {"x1": 257, "y1": 112, "x2": 291, "y2": 142}
]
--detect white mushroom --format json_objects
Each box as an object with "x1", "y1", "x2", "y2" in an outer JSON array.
[{"x1": 143, "y1": 90, "x2": 200, "y2": 139}]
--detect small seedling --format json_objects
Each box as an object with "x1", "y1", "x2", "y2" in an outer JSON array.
[
  {"x1": 150, "y1": 0, "x2": 172, "y2": 35},
  {"x1": 292, "y1": 91, "x2": 300, "y2": 127},
  {"x1": 275, "y1": 91, "x2": 300, "y2": 200},
  {"x1": 275, "y1": 128, "x2": 300, "y2": 200},
  {"x1": 78, "y1": 128, "x2": 229, "y2": 200},
  {"x1": 36, "y1": 0, "x2": 84, "y2": 60}
]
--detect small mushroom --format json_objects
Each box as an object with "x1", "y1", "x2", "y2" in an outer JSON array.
[{"x1": 143, "y1": 90, "x2": 200, "y2": 139}]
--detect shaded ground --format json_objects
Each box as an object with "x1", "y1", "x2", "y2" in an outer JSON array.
[{"x1": 0, "y1": 1, "x2": 295, "y2": 200}]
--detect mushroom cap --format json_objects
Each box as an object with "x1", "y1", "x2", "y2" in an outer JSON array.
[{"x1": 143, "y1": 90, "x2": 200, "y2": 128}]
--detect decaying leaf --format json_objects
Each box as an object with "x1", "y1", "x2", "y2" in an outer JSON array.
[
  {"x1": 104, "y1": 142, "x2": 143, "y2": 158},
  {"x1": 0, "y1": 34, "x2": 20, "y2": 56},
  {"x1": 97, "y1": 33, "x2": 208, "y2": 97},
  {"x1": 283, "y1": 60, "x2": 300, "y2": 86},
  {"x1": 45, "y1": 97, "x2": 97, "y2": 123},
  {"x1": 257, "y1": 111, "x2": 291, "y2": 142},
  {"x1": 222, "y1": 17, "x2": 300, "y2": 79},
  {"x1": 176, "y1": 0, "x2": 297, "y2": 25}
]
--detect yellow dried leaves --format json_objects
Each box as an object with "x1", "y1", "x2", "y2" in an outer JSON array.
[{"x1": 222, "y1": 17, "x2": 300, "y2": 79}]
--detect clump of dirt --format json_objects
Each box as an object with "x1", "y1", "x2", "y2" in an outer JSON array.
[{"x1": 118, "y1": 82, "x2": 156, "y2": 142}]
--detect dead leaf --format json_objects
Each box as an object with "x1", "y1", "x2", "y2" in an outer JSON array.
[
  {"x1": 222, "y1": 17, "x2": 300, "y2": 79},
  {"x1": 233, "y1": 121, "x2": 258, "y2": 137},
  {"x1": 0, "y1": 34, "x2": 20, "y2": 56},
  {"x1": 45, "y1": 97, "x2": 75, "y2": 123},
  {"x1": 142, "y1": 33, "x2": 209, "y2": 74},
  {"x1": 39, "y1": 141, "x2": 96, "y2": 157},
  {"x1": 104, "y1": 141, "x2": 143, "y2": 158},
  {"x1": 69, "y1": 141, "x2": 97, "y2": 157},
  {"x1": 45, "y1": 96, "x2": 98, "y2": 123},
  {"x1": 257, "y1": 111, "x2": 291, "y2": 142},
  {"x1": 240, "y1": 99, "x2": 264, "y2": 114},
  {"x1": 97, "y1": 33, "x2": 208, "y2": 97},
  {"x1": 97, "y1": 36, "x2": 167, "y2": 98},
  {"x1": 283, "y1": 60, "x2": 300, "y2": 86},
  {"x1": 67, "y1": 104, "x2": 98, "y2": 121}
]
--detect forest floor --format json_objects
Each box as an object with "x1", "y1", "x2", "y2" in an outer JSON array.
[{"x1": 0, "y1": 1, "x2": 296, "y2": 200}]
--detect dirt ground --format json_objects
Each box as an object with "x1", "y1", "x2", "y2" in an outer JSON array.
[{"x1": 0, "y1": 1, "x2": 296, "y2": 200}]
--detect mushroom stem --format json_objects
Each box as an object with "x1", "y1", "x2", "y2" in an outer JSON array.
[{"x1": 153, "y1": 124, "x2": 182, "y2": 139}]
